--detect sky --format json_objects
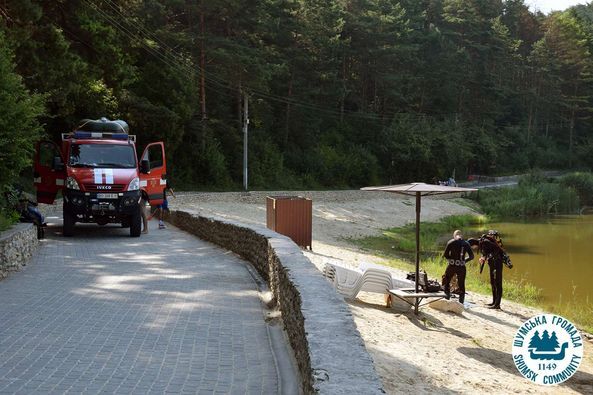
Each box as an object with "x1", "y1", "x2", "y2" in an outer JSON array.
[{"x1": 527, "y1": 0, "x2": 590, "y2": 13}]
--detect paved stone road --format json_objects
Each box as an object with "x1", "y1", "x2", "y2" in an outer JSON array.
[{"x1": 0, "y1": 220, "x2": 285, "y2": 394}]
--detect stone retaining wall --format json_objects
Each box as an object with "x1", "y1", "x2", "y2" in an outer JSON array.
[
  {"x1": 0, "y1": 223, "x2": 39, "y2": 280},
  {"x1": 166, "y1": 210, "x2": 384, "y2": 395}
]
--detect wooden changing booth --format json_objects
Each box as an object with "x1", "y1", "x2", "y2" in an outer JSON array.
[{"x1": 266, "y1": 196, "x2": 312, "y2": 249}]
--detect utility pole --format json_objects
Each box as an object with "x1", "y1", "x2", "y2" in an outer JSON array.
[
  {"x1": 199, "y1": 1, "x2": 207, "y2": 120},
  {"x1": 243, "y1": 92, "x2": 249, "y2": 191}
]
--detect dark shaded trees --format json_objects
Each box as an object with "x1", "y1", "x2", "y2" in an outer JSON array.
[{"x1": 2, "y1": 0, "x2": 593, "y2": 190}]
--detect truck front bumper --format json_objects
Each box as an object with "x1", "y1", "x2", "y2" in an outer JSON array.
[{"x1": 64, "y1": 190, "x2": 141, "y2": 220}]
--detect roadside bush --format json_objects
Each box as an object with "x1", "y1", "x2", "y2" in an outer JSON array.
[
  {"x1": 0, "y1": 213, "x2": 15, "y2": 232},
  {"x1": 307, "y1": 144, "x2": 380, "y2": 188},
  {"x1": 518, "y1": 171, "x2": 548, "y2": 187},
  {"x1": 475, "y1": 182, "x2": 580, "y2": 218},
  {"x1": 249, "y1": 135, "x2": 304, "y2": 190},
  {"x1": 0, "y1": 184, "x2": 20, "y2": 231},
  {"x1": 200, "y1": 137, "x2": 233, "y2": 189},
  {"x1": 560, "y1": 172, "x2": 593, "y2": 206}
]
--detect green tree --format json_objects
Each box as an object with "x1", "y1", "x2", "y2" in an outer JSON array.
[
  {"x1": 533, "y1": 11, "x2": 593, "y2": 167},
  {"x1": 528, "y1": 330, "x2": 541, "y2": 349},
  {"x1": 0, "y1": 31, "x2": 45, "y2": 191},
  {"x1": 548, "y1": 331, "x2": 560, "y2": 351}
]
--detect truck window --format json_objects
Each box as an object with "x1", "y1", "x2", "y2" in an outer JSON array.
[
  {"x1": 69, "y1": 144, "x2": 136, "y2": 168},
  {"x1": 39, "y1": 142, "x2": 59, "y2": 168},
  {"x1": 142, "y1": 145, "x2": 163, "y2": 169}
]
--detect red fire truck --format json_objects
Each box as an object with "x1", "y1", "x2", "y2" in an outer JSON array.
[{"x1": 33, "y1": 118, "x2": 166, "y2": 237}]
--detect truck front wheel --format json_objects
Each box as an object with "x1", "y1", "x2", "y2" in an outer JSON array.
[
  {"x1": 63, "y1": 209, "x2": 75, "y2": 237},
  {"x1": 130, "y1": 208, "x2": 142, "y2": 237}
]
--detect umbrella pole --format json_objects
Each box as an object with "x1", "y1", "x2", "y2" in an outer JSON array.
[{"x1": 415, "y1": 192, "x2": 421, "y2": 314}]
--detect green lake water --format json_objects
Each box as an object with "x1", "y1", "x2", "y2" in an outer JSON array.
[{"x1": 476, "y1": 216, "x2": 593, "y2": 321}]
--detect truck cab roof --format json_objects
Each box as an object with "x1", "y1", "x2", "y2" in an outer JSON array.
[{"x1": 62, "y1": 131, "x2": 136, "y2": 144}]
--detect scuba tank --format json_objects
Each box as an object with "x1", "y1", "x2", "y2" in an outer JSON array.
[{"x1": 482, "y1": 230, "x2": 513, "y2": 269}]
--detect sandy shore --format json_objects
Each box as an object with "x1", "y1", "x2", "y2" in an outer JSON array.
[{"x1": 171, "y1": 191, "x2": 593, "y2": 394}]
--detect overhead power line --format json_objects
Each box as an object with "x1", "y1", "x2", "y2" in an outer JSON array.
[
  {"x1": 81, "y1": 0, "x2": 424, "y2": 122},
  {"x1": 81, "y1": 0, "x2": 238, "y2": 102},
  {"x1": 82, "y1": 0, "x2": 527, "y2": 123},
  {"x1": 101, "y1": 0, "x2": 232, "y2": 89}
]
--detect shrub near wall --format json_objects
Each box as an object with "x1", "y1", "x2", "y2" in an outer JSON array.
[{"x1": 166, "y1": 210, "x2": 383, "y2": 395}]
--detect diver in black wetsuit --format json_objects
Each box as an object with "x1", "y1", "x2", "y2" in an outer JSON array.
[
  {"x1": 442, "y1": 230, "x2": 474, "y2": 304},
  {"x1": 469, "y1": 231, "x2": 506, "y2": 309}
]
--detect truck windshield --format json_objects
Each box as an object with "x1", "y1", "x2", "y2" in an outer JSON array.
[{"x1": 69, "y1": 144, "x2": 136, "y2": 169}]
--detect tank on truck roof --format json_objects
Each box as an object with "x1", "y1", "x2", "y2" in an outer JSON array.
[
  {"x1": 61, "y1": 117, "x2": 136, "y2": 143},
  {"x1": 77, "y1": 117, "x2": 129, "y2": 133}
]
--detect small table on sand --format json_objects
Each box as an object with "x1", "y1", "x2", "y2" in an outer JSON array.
[{"x1": 387, "y1": 288, "x2": 448, "y2": 309}]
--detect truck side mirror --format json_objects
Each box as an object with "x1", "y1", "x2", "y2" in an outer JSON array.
[
  {"x1": 53, "y1": 156, "x2": 64, "y2": 171},
  {"x1": 140, "y1": 159, "x2": 150, "y2": 174}
]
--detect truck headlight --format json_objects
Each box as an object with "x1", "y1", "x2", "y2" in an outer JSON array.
[
  {"x1": 66, "y1": 176, "x2": 80, "y2": 190},
  {"x1": 128, "y1": 177, "x2": 140, "y2": 191}
]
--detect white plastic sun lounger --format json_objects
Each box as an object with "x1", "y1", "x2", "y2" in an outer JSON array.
[
  {"x1": 355, "y1": 268, "x2": 394, "y2": 295},
  {"x1": 358, "y1": 261, "x2": 415, "y2": 289},
  {"x1": 332, "y1": 265, "x2": 364, "y2": 295},
  {"x1": 323, "y1": 260, "x2": 412, "y2": 300}
]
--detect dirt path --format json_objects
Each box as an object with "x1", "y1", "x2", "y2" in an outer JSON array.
[{"x1": 172, "y1": 190, "x2": 593, "y2": 394}]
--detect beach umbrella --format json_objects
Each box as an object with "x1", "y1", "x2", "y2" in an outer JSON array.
[{"x1": 361, "y1": 182, "x2": 478, "y2": 314}]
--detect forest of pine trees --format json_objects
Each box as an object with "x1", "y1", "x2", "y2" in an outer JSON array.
[{"x1": 2, "y1": 0, "x2": 593, "y2": 190}]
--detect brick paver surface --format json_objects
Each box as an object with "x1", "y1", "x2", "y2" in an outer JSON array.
[{"x1": 0, "y1": 221, "x2": 280, "y2": 394}]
